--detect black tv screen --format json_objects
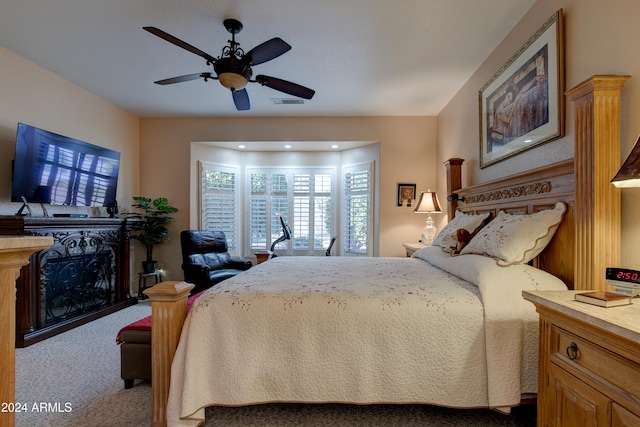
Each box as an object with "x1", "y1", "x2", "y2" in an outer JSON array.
[{"x1": 11, "y1": 123, "x2": 120, "y2": 207}]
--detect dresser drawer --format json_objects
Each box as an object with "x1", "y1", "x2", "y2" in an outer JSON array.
[{"x1": 551, "y1": 325, "x2": 640, "y2": 402}]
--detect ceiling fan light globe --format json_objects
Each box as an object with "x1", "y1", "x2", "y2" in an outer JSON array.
[{"x1": 219, "y1": 72, "x2": 248, "y2": 90}]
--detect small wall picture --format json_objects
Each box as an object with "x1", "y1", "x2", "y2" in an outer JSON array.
[{"x1": 397, "y1": 183, "x2": 416, "y2": 207}]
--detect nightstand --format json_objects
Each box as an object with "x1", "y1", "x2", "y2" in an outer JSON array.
[
  {"x1": 402, "y1": 242, "x2": 427, "y2": 257},
  {"x1": 255, "y1": 251, "x2": 273, "y2": 264},
  {"x1": 523, "y1": 290, "x2": 640, "y2": 426}
]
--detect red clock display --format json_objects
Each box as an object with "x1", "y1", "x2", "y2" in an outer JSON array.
[{"x1": 606, "y1": 267, "x2": 640, "y2": 284}]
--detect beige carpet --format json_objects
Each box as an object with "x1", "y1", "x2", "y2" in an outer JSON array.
[
  {"x1": 203, "y1": 403, "x2": 534, "y2": 427},
  {"x1": 15, "y1": 301, "x2": 153, "y2": 427},
  {"x1": 15, "y1": 301, "x2": 535, "y2": 426}
]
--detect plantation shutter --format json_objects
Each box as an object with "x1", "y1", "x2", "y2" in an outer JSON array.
[
  {"x1": 342, "y1": 162, "x2": 374, "y2": 256},
  {"x1": 249, "y1": 172, "x2": 269, "y2": 250},
  {"x1": 271, "y1": 173, "x2": 289, "y2": 249},
  {"x1": 292, "y1": 173, "x2": 310, "y2": 250},
  {"x1": 246, "y1": 168, "x2": 335, "y2": 256},
  {"x1": 313, "y1": 173, "x2": 332, "y2": 251},
  {"x1": 199, "y1": 162, "x2": 239, "y2": 254}
]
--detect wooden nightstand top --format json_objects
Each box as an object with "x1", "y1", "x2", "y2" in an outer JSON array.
[
  {"x1": 403, "y1": 242, "x2": 427, "y2": 250},
  {"x1": 523, "y1": 290, "x2": 640, "y2": 345},
  {"x1": 402, "y1": 242, "x2": 428, "y2": 257}
]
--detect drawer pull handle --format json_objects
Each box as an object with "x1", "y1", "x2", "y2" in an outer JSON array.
[{"x1": 566, "y1": 341, "x2": 578, "y2": 360}]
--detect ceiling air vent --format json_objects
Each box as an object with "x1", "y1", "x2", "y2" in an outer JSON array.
[{"x1": 271, "y1": 98, "x2": 305, "y2": 105}]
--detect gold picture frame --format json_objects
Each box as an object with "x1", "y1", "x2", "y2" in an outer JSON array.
[{"x1": 479, "y1": 9, "x2": 565, "y2": 168}]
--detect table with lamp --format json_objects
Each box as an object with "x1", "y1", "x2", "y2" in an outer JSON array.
[{"x1": 403, "y1": 189, "x2": 442, "y2": 256}]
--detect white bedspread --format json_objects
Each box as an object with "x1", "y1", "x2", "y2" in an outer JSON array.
[{"x1": 167, "y1": 248, "x2": 567, "y2": 426}]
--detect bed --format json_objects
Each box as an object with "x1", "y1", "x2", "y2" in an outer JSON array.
[
  {"x1": 144, "y1": 76, "x2": 627, "y2": 427},
  {"x1": 166, "y1": 245, "x2": 568, "y2": 426},
  {"x1": 146, "y1": 155, "x2": 583, "y2": 427}
]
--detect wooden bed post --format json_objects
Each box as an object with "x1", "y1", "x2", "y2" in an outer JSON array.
[
  {"x1": 0, "y1": 236, "x2": 52, "y2": 427},
  {"x1": 445, "y1": 158, "x2": 465, "y2": 221},
  {"x1": 566, "y1": 75, "x2": 630, "y2": 291},
  {"x1": 144, "y1": 281, "x2": 194, "y2": 427}
]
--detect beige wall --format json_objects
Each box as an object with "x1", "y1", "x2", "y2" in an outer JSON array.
[
  {"x1": 0, "y1": 39, "x2": 437, "y2": 283},
  {"x1": 0, "y1": 45, "x2": 140, "y2": 287},
  {"x1": 0, "y1": 45, "x2": 140, "y2": 217},
  {"x1": 8, "y1": 0, "x2": 638, "y2": 284},
  {"x1": 0, "y1": 47, "x2": 139, "y2": 288},
  {"x1": 438, "y1": 0, "x2": 640, "y2": 270},
  {"x1": 140, "y1": 116, "x2": 437, "y2": 278}
]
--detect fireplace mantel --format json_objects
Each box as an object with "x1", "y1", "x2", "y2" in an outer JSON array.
[{"x1": 0, "y1": 216, "x2": 137, "y2": 347}]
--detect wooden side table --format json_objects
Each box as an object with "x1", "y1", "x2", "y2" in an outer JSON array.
[
  {"x1": 137, "y1": 271, "x2": 165, "y2": 299},
  {"x1": 402, "y1": 242, "x2": 427, "y2": 257},
  {"x1": 524, "y1": 290, "x2": 640, "y2": 426},
  {"x1": 255, "y1": 251, "x2": 273, "y2": 264}
]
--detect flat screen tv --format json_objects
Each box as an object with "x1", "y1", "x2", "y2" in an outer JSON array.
[{"x1": 11, "y1": 123, "x2": 120, "y2": 207}]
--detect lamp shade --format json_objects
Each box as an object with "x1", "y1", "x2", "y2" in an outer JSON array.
[
  {"x1": 413, "y1": 190, "x2": 442, "y2": 213},
  {"x1": 612, "y1": 135, "x2": 640, "y2": 188}
]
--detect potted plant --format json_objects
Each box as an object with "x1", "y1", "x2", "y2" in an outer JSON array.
[{"x1": 127, "y1": 196, "x2": 178, "y2": 273}]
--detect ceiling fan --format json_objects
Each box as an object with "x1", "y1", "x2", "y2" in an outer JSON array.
[{"x1": 143, "y1": 19, "x2": 315, "y2": 111}]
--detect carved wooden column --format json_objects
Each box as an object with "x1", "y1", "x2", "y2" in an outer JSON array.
[
  {"x1": 566, "y1": 74, "x2": 630, "y2": 291},
  {"x1": 144, "y1": 281, "x2": 194, "y2": 427},
  {"x1": 444, "y1": 158, "x2": 465, "y2": 220},
  {"x1": 0, "y1": 236, "x2": 52, "y2": 427}
]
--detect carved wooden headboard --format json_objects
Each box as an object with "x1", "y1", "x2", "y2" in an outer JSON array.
[
  {"x1": 445, "y1": 158, "x2": 575, "y2": 289},
  {"x1": 441, "y1": 75, "x2": 629, "y2": 292}
]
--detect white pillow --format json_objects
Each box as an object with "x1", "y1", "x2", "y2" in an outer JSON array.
[
  {"x1": 432, "y1": 211, "x2": 491, "y2": 251},
  {"x1": 460, "y1": 202, "x2": 566, "y2": 266}
]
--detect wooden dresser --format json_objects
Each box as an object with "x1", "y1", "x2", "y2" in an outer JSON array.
[{"x1": 523, "y1": 290, "x2": 640, "y2": 426}]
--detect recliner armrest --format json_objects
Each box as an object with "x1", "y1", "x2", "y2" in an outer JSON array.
[
  {"x1": 182, "y1": 262, "x2": 211, "y2": 283},
  {"x1": 227, "y1": 258, "x2": 253, "y2": 270}
]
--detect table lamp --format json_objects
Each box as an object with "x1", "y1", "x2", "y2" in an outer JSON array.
[
  {"x1": 413, "y1": 189, "x2": 442, "y2": 245},
  {"x1": 612, "y1": 135, "x2": 640, "y2": 188},
  {"x1": 610, "y1": 135, "x2": 640, "y2": 295}
]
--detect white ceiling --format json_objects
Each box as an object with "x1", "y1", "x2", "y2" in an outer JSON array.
[{"x1": 0, "y1": 0, "x2": 536, "y2": 118}]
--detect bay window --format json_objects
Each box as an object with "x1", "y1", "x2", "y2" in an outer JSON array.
[{"x1": 199, "y1": 160, "x2": 374, "y2": 258}]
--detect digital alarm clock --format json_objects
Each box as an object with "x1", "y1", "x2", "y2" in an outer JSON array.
[{"x1": 606, "y1": 267, "x2": 640, "y2": 296}]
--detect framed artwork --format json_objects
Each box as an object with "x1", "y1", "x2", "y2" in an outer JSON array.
[
  {"x1": 397, "y1": 183, "x2": 416, "y2": 207},
  {"x1": 479, "y1": 9, "x2": 564, "y2": 168}
]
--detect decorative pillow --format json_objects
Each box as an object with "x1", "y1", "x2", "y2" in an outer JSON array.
[
  {"x1": 459, "y1": 202, "x2": 567, "y2": 266},
  {"x1": 432, "y1": 211, "x2": 491, "y2": 251}
]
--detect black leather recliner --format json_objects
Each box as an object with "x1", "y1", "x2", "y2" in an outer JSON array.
[{"x1": 180, "y1": 230, "x2": 252, "y2": 293}]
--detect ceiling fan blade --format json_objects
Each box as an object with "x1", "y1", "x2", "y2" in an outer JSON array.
[
  {"x1": 255, "y1": 75, "x2": 315, "y2": 99},
  {"x1": 232, "y1": 88, "x2": 250, "y2": 111},
  {"x1": 143, "y1": 27, "x2": 217, "y2": 64},
  {"x1": 154, "y1": 72, "x2": 213, "y2": 85},
  {"x1": 242, "y1": 38, "x2": 291, "y2": 66}
]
